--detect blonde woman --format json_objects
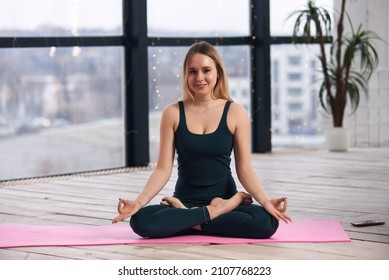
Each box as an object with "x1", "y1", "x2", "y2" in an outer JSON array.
[{"x1": 113, "y1": 41, "x2": 291, "y2": 238}]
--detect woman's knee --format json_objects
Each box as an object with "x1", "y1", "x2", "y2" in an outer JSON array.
[
  {"x1": 237, "y1": 205, "x2": 279, "y2": 239},
  {"x1": 129, "y1": 212, "x2": 147, "y2": 237},
  {"x1": 129, "y1": 206, "x2": 163, "y2": 238},
  {"x1": 245, "y1": 217, "x2": 278, "y2": 239},
  {"x1": 259, "y1": 216, "x2": 279, "y2": 238},
  {"x1": 245, "y1": 210, "x2": 280, "y2": 239}
]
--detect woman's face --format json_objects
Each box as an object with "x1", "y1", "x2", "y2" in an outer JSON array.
[{"x1": 186, "y1": 53, "x2": 218, "y2": 98}]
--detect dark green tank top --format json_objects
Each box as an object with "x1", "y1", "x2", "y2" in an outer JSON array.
[{"x1": 175, "y1": 100, "x2": 234, "y2": 185}]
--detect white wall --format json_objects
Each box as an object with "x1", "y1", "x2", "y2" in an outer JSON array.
[{"x1": 334, "y1": 0, "x2": 389, "y2": 147}]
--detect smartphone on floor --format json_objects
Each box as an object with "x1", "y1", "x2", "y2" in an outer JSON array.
[{"x1": 351, "y1": 220, "x2": 385, "y2": 227}]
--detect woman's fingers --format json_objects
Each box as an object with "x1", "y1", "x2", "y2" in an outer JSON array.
[
  {"x1": 117, "y1": 198, "x2": 132, "y2": 214},
  {"x1": 270, "y1": 199, "x2": 291, "y2": 223},
  {"x1": 279, "y1": 197, "x2": 288, "y2": 212},
  {"x1": 277, "y1": 211, "x2": 292, "y2": 223},
  {"x1": 112, "y1": 214, "x2": 123, "y2": 224},
  {"x1": 273, "y1": 197, "x2": 287, "y2": 212},
  {"x1": 112, "y1": 212, "x2": 131, "y2": 224},
  {"x1": 117, "y1": 199, "x2": 123, "y2": 214},
  {"x1": 117, "y1": 198, "x2": 128, "y2": 214}
]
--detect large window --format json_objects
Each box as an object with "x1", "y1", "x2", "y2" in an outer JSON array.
[
  {"x1": 0, "y1": 1, "x2": 124, "y2": 180},
  {"x1": 270, "y1": 0, "x2": 333, "y2": 149}
]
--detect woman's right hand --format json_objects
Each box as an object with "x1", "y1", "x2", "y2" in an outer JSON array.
[
  {"x1": 262, "y1": 197, "x2": 292, "y2": 224},
  {"x1": 112, "y1": 198, "x2": 142, "y2": 224}
]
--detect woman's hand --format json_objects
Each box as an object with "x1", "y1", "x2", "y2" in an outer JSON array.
[
  {"x1": 112, "y1": 198, "x2": 142, "y2": 224},
  {"x1": 263, "y1": 197, "x2": 292, "y2": 223}
]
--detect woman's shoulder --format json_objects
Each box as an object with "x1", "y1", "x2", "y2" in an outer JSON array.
[
  {"x1": 161, "y1": 102, "x2": 180, "y2": 122},
  {"x1": 226, "y1": 102, "x2": 249, "y2": 133},
  {"x1": 229, "y1": 101, "x2": 248, "y2": 117},
  {"x1": 164, "y1": 101, "x2": 180, "y2": 111}
]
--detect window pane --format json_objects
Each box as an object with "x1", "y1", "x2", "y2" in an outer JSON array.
[
  {"x1": 270, "y1": 0, "x2": 333, "y2": 36},
  {"x1": 0, "y1": 0, "x2": 122, "y2": 36},
  {"x1": 147, "y1": 0, "x2": 250, "y2": 37},
  {"x1": 148, "y1": 45, "x2": 251, "y2": 162},
  {"x1": 0, "y1": 47, "x2": 125, "y2": 180},
  {"x1": 271, "y1": 44, "x2": 327, "y2": 148}
]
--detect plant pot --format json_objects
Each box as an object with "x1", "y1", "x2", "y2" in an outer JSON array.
[{"x1": 324, "y1": 127, "x2": 350, "y2": 152}]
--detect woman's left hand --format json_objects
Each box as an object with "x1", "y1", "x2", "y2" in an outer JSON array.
[{"x1": 263, "y1": 197, "x2": 292, "y2": 223}]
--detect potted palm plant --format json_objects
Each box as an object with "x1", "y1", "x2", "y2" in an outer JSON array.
[{"x1": 288, "y1": 0, "x2": 380, "y2": 151}]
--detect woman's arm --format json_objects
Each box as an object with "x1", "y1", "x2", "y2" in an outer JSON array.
[
  {"x1": 112, "y1": 104, "x2": 178, "y2": 223},
  {"x1": 134, "y1": 103, "x2": 178, "y2": 205},
  {"x1": 228, "y1": 103, "x2": 291, "y2": 223}
]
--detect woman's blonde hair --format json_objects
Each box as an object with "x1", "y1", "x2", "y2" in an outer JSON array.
[{"x1": 182, "y1": 41, "x2": 232, "y2": 101}]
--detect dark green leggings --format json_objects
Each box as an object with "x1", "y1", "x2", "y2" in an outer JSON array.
[{"x1": 130, "y1": 204, "x2": 279, "y2": 239}]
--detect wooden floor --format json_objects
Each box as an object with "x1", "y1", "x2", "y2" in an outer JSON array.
[{"x1": 0, "y1": 147, "x2": 388, "y2": 260}]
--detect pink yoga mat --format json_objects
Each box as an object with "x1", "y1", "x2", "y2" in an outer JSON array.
[{"x1": 0, "y1": 220, "x2": 350, "y2": 249}]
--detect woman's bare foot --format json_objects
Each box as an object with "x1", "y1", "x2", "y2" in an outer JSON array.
[
  {"x1": 207, "y1": 192, "x2": 252, "y2": 220},
  {"x1": 160, "y1": 197, "x2": 188, "y2": 209}
]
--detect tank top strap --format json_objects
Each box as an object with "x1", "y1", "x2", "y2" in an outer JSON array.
[
  {"x1": 177, "y1": 101, "x2": 185, "y2": 129},
  {"x1": 220, "y1": 100, "x2": 232, "y2": 129},
  {"x1": 222, "y1": 100, "x2": 232, "y2": 123},
  {"x1": 222, "y1": 100, "x2": 232, "y2": 117}
]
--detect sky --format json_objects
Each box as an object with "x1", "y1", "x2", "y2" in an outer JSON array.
[{"x1": 0, "y1": 0, "x2": 333, "y2": 36}]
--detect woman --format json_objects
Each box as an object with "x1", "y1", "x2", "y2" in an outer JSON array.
[{"x1": 112, "y1": 41, "x2": 291, "y2": 238}]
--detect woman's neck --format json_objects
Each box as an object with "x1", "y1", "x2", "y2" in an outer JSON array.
[{"x1": 191, "y1": 96, "x2": 220, "y2": 114}]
